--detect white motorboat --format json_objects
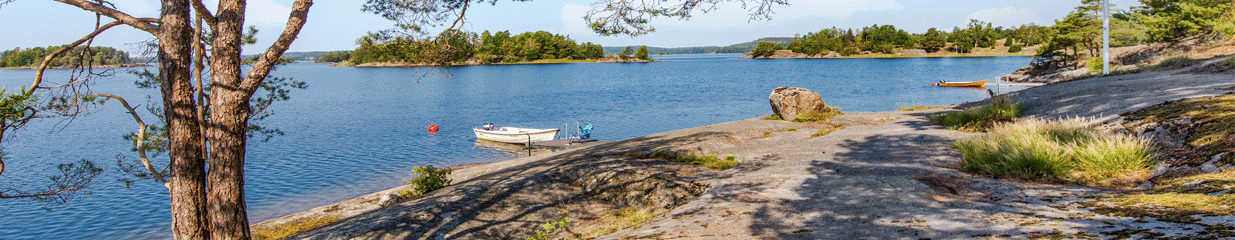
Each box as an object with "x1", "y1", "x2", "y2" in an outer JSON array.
[{"x1": 473, "y1": 125, "x2": 560, "y2": 144}]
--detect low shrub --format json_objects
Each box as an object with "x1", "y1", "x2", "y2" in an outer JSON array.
[
  {"x1": 932, "y1": 98, "x2": 1022, "y2": 131},
  {"x1": 1087, "y1": 56, "x2": 1105, "y2": 73},
  {"x1": 1008, "y1": 44, "x2": 1023, "y2": 53},
  {"x1": 793, "y1": 106, "x2": 842, "y2": 122},
  {"x1": 524, "y1": 217, "x2": 571, "y2": 240},
  {"x1": 762, "y1": 113, "x2": 782, "y2": 120},
  {"x1": 1222, "y1": 56, "x2": 1235, "y2": 67},
  {"x1": 953, "y1": 118, "x2": 1155, "y2": 186},
  {"x1": 402, "y1": 165, "x2": 452, "y2": 197}
]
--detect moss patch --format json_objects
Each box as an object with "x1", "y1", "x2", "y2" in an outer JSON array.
[
  {"x1": 630, "y1": 152, "x2": 739, "y2": 170},
  {"x1": 1124, "y1": 94, "x2": 1235, "y2": 156},
  {"x1": 811, "y1": 124, "x2": 846, "y2": 138},
  {"x1": 586, "y1": 208, "x2": 656, "y2": 238},
  {"x1": 252, "y1": 216, "x2": 340, "y2": 240}
]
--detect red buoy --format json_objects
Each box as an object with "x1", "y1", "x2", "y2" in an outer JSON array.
[
  {"x1": 930, "y1": 83, "x2": 937, "y2": 86},
  {"x1": 428, "y1": 125, "x2": 439, "y2": 132}
]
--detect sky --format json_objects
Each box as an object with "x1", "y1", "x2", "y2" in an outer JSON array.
[{"x1": 0, "y1": 0, "x2": 1143, "y2": 54}]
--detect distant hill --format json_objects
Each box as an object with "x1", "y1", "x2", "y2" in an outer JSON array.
[{"x1": 603, "y1": 37, "x2": 793, "y2": 55}]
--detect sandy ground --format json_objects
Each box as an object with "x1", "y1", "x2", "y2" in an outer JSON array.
[{"x1": 275, "y1": 61, "x2": 1233, "y2": 239}]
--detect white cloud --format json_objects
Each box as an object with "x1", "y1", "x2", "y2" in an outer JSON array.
[
  {"x1": 560, "y1": 3, "x2": 591, "y2": 34},
  {"x1": 965, "y1": 7, "x2": 1037, "y2": 28}
]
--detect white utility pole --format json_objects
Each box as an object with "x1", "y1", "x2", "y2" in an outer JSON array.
[{"x1": 1102, "y1": 0, "x2": 1111, "y2": 75}]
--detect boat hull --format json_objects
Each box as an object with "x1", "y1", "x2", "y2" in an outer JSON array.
[
  {"x1": 938, "y1": 80, "x2": 987, "y2": 88},
  {"x1": 473, "y1": 127, "x2": 560, "y2": 144}
]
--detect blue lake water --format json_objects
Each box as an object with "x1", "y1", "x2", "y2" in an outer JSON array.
[{"x1": 0, "y1": 54, "x2": 1030, "y2": 239}]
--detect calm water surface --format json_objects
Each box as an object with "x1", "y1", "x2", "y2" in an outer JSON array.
[{"x1": 0, "y1": 54, "x2": 1029, "y2": 239}]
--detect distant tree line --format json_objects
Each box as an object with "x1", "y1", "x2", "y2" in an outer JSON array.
[
  {"x1": 342, "y1": 30, "x2": 605, "y2": 65},
  {"x1": 1, "y1": 46, "x2": 132, "y2": 68}
]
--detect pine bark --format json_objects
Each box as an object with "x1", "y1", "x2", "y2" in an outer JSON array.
[
  {"x1": 206, "y1": 0, "x2": 252, "y2": 239},
  {"x1": 158, "y1": 0, "x2": 209, "y2": 239}
]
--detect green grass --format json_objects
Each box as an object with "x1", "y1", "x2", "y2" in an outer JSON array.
[
  {"x1": 792, "y1": 106, "x2": 842, "y2": 122},
  {"x1": 953, "y1": 118, "x2": 1156, "y2": 187},
  {"x1": 932, "y1": 99, "x2": 1022, "y2": 131},
  {"x1": 645, "y1": 152, "x2": 739, "y2": 170},
  {"x1": 252, "y1": 216, "x2": 340, "y2": 240},
  {"x1": 762, "y1": 113, "x2": 783, "y2": 120},
  {"x1": 897, "y1": 105, "x2": 943, "y2": 111},
  {"x1": 1222, "y1": 56, "x2": 1235, "y2": 67}
]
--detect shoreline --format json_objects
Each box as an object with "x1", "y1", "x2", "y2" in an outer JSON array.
[{"x1": 0, "y1": 63, "x2": 150, "y2": 70}]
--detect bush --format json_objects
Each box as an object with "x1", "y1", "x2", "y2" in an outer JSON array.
[
  {"x1": 1087, "y1": 56, "x2": 1105, "y2": 73},
  {"x1": 1008, "y1": 44, "x2": 1023, "y2": 53},
  {"x1": 403, "y1": 165, "x2": 452, "y2": 197},
  {"x1": 953, "y1": 118, "x2": 1155, "y2": 185},
  {"x1": 932, "y1": 98, "x2": 1022, "y2": 131}
]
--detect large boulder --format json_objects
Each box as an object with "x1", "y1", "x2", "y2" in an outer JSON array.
[{"x1": 769, "y1": 87, "x2": 829, "y2": 120}]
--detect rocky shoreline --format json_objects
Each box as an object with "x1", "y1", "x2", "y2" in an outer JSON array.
[{"x1": 254, "y1": 48, "x2": 1235, "y2": 239}]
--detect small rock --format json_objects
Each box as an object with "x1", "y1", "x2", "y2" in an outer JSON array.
[
  {"x1": 1182, "y1": 179, "x2": 1205, "y2": 187},
  {"x1": 1209, "y1": 190, "x2": 1229, "y2": 196},
  {"x1": 1201, "y1": 162, "x2": 1220, "y2": 173},
  {"x1": 1174, "y1": 117, "x2": 1192, "y2": 125},
  {"x1": 377, "y1": 192, "x2": 402, "y2": 206},
  {"x1": 1134, "y1": 181, "x2": 1155, "y2": 191},
  {"x1": 1151, "y1": 164, "x2": 1172, "y2": 178},
  {"x1": 1213, "y1": 152, "x2": 1230, "y2": 162}
]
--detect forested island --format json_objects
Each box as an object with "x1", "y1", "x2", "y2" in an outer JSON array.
[
  {"x1": 1, "y1": 46, "x2": 136, "y2": 68},
  {"x1": 319, "y1": 30, "x2": 657, "y2": 67}
]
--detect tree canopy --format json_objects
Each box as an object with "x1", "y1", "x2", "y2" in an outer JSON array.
[{"x1": 1, "y1": 46, "x2": 132, "y2": 68}]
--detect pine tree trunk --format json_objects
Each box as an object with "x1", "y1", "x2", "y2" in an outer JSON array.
[
  {"x1": 158, "y1": 0, "x2": 209, "y2": 239},
  {"x1": 206, "y1": 0, "x2": 253, "y2": 239}
]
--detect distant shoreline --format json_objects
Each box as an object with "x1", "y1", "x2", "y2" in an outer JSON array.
[
  {"x1": 0, "y1": 63, "x2": 149, "y2": 70},
  {"x1": 333, "y1": 57, "x2": 662, "y2": 68}
]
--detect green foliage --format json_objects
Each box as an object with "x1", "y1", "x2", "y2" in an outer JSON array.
[
  {"x1": 1223, "y1": 56, "x2": 1235, "y2": 67},
  {"x1": 1087, "y1": 56, "x2": 1105, "y2": 73},
  {"x1": 1008, "y1": 44, "x2": 1023, "y2": 53},
  {"x1": 349, "y1": 30, "x2": 604, "y2": 65},
  {"x1": 1136, "y1": 0, "x2": 1235, "y2": 42},
  {"x1": 920, "y1": 28, "x2": 946, "y2": 53},
  {"x1": 619, "y1": 46, "x2": 634, "y2": 60},
  {"x1": 792, "y1": 106, "x2": 842, "y2": 122},
  {"x1": 402, "y1": 165, "x2": 452, "y2": 196},
  {"x1": 635, "y1": 46, "x2": 650, "y2": 60},
  {"x1": 524, "y1": 217, "x2": 570, "y2": 240},
  {"x1": 647, "y1": 152, "x2": 739, "y2": 170},
  {"x1": 0, "y1": 45, "x2": 132, "y2": 68},
  {"x1": 252, "y1": 216, "x2": 340, "y2": 240},
  {"x1": 763, "y1": 113, "x2": 782, "y2": 120},
  {"x1": 953, "y1": 118, "x2": 1155, "y2": 184},
  {"x1": 933, "y1": 97, "x2": 1022, "y2": 131},
  {"x1": 751, "y1": 41, "x2": 782, "y2": 58},
  {"x1": 314, "y1": 51, "x2": 351, "y2": 63},
  {"x1": 1034, "y1": 10, "x2": 1101, "y2": 68}
]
